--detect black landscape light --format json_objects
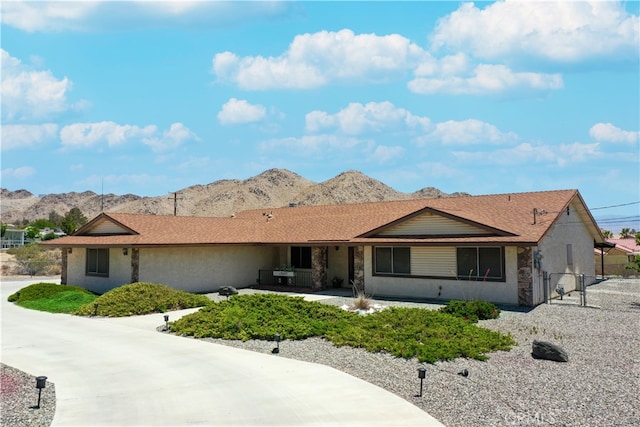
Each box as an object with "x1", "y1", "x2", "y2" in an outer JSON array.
[
  {"x1": 272, "y1": 333, "x2": 281, "y2": 354},
  {"x1": 164, "y1": 314, "x2": 169, "y2": 331},
  {"x1": 34, "y1": 376, "x2": 47, "y2": 409},
  {"x1": 93, "y1": 302, "x2": 99, "y2": 317},
  {"x1": 417, "y1": 367, "x2": 426, "y2": 397}
]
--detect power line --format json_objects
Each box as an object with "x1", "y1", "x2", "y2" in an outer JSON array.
[{"x1": 590, "y1": 201, "x2": 640, "y2": 210}]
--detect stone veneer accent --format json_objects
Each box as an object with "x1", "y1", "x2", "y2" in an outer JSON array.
[
  {"x1": 517, "y1": 246, "x2": 533, "y2": 306},
  {"x1": 131, "y1": 248, "x2": 139, "y2": 283},
  {"x1": 61, "y1": 249, "x2": 68, "y2": 285},
  {"x1": 352, "y1": 246, "x2": 365, "y2": 292},
  {"x1": 311, "y1": 246, "x2": 327, "y2": 289}
]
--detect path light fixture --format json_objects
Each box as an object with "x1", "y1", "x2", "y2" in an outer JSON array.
[
  {"x1": 123, "y1": 248, "x2": 128, "y2": 256},
  {"x1": 93, "y1": 302, "x2": 99, "y2": 317},
  {"x1": 417, "y1": 367, "x2": 426, "y2": 397},
  {"x1": 272, "y1": 333, "x2": 281, "y2": 354},
  {"x1": 164, "y1": 314, "x2": 169, "y2": 331},
  {"x1": 34, "y1": 376, "x2": 47, "y2": 409}
]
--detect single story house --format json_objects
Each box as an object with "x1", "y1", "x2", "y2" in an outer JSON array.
[
  {"x1": 594, "y1": 238, "x2": 640, "y2": 277},
  {"x1": 41, "y1": 189, "x2": 605, "y2": 306}
]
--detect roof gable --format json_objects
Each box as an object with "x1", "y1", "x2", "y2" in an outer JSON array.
[
  {"x1": 75, "y1": 213, "x2": 138, "y2": 236},
  {"x1": 365, "y1": 207, "x2": 513, "y2": 238}
]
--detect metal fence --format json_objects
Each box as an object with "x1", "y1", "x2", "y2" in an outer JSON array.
[
  {"x1": 544, "y1": 272, "x2": 598, "y2": 306},
  {"x1": 257, "y1": 270, "x2": 313, "y2": 288}
]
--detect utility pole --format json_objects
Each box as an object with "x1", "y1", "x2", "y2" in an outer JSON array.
[{"x1": 168, "y1": 192, "x2": 183, "y2": 216}]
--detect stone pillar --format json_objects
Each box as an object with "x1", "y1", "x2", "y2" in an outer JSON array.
[
  {"x1": 131, "y1": 248, "x2": 139, "y2": 284},
  {"x1": 517, "y1": 246, "x2": 533, "y2": 306},
  {"x1": 352, "y1": 246, "x2": 365, "y2": 293},
  {"x1": 61, "y1": 248, "x2": 68, "y2": 285},
  {"x1": 311, "y1": 246, "x2": 327, "y2": 290}
]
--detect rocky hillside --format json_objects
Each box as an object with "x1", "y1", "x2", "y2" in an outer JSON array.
[{"x1": 0, "y1": 169, "x2": 466, "y2": 224}]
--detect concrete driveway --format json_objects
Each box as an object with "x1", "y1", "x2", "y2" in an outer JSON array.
[{"x1": 1, "y1": 278, "x2": 443, "y2": 426}]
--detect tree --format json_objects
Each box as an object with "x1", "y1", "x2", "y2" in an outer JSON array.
[
  {"x1": 620, "y1": 228, "x2": 632, "y2": 238},
  {"x1": 1, "y1": 223, "x2": 6, "y2": 238},
  {"x1": 635, "y1": 232, "x2": 640, "y2": 246},
  {"x1": 60, "y1": 207, "x2": 88, "y2": 235},
  {"x1": 601, "y1": 229, "x2": 613, "y2": 238},
  {"x1": 48, "y1": 211, "x2": 64, "y2": 227},
  {"x1": 24, "y1": 226, "x2": 41, "y2": 240},
  {"x1": 11, "y1": 244, "x2": 55, "y2": 276}
]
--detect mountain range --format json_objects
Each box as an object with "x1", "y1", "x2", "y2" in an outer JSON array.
[{"x1": 0, "y1": 169, "x2": 468, "y2": 225}]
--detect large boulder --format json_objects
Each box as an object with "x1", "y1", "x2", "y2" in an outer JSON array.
[{"x1": 531, "y1": 340, "x2": 569, "y2": 362}]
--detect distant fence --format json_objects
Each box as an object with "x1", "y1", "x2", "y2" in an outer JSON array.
[{"x1": 257, "y1": 270, "x2": 313, "y2": 288}]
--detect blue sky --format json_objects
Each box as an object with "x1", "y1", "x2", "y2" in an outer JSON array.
[{"x1": 1, "y1": 1, "x2": 639, "y2": 227}]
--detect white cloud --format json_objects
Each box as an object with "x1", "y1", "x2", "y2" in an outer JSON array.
[
  {"x1": 1, "y1": 124, "x2": 58, "y2": 150},
  {"x1": 0, "y1": 1, "x2": 291, "y2": 32},
  {"x1": 589, "y1": 123, "x2": 639, "y2": 143},
  {"x1": 60, "y1": 121, "x2": 156, "y2": 148},
  {"x1": 259, "y1": 134, "x2": 362, "y2": 157},
  {"x1": 1, "y1": 49, "x2": 82, "y2": 121},
  {"x1": 213, "y1": 29, "x2": 427, "y2": 90},
  {"x1": 218, "y1": 98, "x2": 267, "y2": 125},
  {"x1": 370, "y1": 145, "x2": 404, "y2": 164},
  {"x1": 430, "y1": 1, "x2": 639, "y2": 63},
  {"x1": 59, "y1": 121, "x2": 199, "y2": 152},
  {"x1": 142, "y1": 123, "x2": 200, "y2": 152},
  {"x1": 409, "y1": 63, "x2": 563, "y2": 95},
  {"x1": 306, "y1": 102, "x2": 430, "y2": 135},
  {"x1": 419, "y1": 119, "x2": 517, "y2": 146},
  {"x1": 453, "y1": 142, "x2": 601, "y2": 166},
  {"x1": 1, "y1": 166, "x2": 36, "y2": 180}
]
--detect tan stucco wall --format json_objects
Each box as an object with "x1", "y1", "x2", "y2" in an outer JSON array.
[
  {"x1": 363, "y1": 246, "x2": 520, "y2": 305},
  {"x1": 67, "y1": 246, "x2": 279, "y2": 294},
  {"x1": 66, "y1": 248, "x2": 132, "y2": 294},
  {"x1": 538, "y1": 202, "x2": 596, "y2": 294},
  {"x1": 139, "y1": 246, "x2": 279, "y2": 293}
]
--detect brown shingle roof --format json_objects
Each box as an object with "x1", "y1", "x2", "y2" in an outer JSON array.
[{"x1": 41, "y1": 189, "x2": 602, "y2": 248}]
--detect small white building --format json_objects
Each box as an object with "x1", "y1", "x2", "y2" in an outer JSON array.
[{"x1": 41, "y1": 189, "x2": 604, "y2": 306}]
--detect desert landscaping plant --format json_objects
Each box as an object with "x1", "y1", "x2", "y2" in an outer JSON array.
[
  {"x1": 8, "y1": 282, "x2": 98, "y2": 314},
  {"x1": 439, "y1": 299, "x2": 501, "y2": 323},
  {"x1": 74, "y1": 282, "x2": 212, "y2": 317},
  {"x1": 171, "y1": 293, "x2": 515, "y2": 363},
  {"x1": 7, "y1": 245, "x2": 60, "y2": 276}
]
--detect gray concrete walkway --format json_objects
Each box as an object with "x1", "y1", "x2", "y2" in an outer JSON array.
[{"x1": 1, "y1": 278, "x2": 443, "y2": 426}]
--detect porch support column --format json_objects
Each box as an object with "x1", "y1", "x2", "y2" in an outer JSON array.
[
  {"x1": 517, "y1": 246, "x2": 534, "y2": 306},
  {"x1": 352, "y1": 246, "x2": 365, "y2": 293},
  {"x1": 311, "y1": 246, "x2": 327, "y2": 290},
  {"x1": 61, "y1": 248, "x2": 68, "y2": 285},
  {"x1": 131, "y1": 248, "x2": 139, "y2": 284}
]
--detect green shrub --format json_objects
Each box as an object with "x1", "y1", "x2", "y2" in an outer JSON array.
[
  {"x1": 171, "y1": 293, "x2": 355, "y2": 340},
  {"x1": 171, "y1": 294, "x2": 515, "y2": 363},
  {"x1": 439, "y1": 300, "x2": 501, "y2": 323},
  {"x1": 74, "y1": 282, "x2": 212, "y2": 317},
  {"x1": 8, "y1": 282, "x2": 94, "y2": 303},
  {"x1": 7, "y1": 282, "x2": 98, "y2": 313}
]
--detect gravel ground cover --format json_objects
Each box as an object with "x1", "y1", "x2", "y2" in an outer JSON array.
[
  {"x1": 0, "y1": 364, "x2": 55, "y2": 427},
  {"x1": 3, "y1": 278, "x2": 638, "y2": 427},
  {"x1": 201, "y1": 279, "x2": 640, "y2": 427}
]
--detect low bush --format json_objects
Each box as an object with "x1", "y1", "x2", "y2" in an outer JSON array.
[
  {"x1": 7, "y1": 282, "x2": 98, "y2": 314},
  {"x1": 439, "y1": 300, "x2": 501, "y2": 323},
  {"x1": 8, "y1": 282, "x2": 94, "y2": 303},
  {"x1": 74, "y1": 282, "x2": 212, "y2": 317},
  {"x1": 171, "y1": 293, "x2": 355, "y2": 341},
  {"x1": 171, "y1": 294, "x2": 515, "y2": 362}
]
